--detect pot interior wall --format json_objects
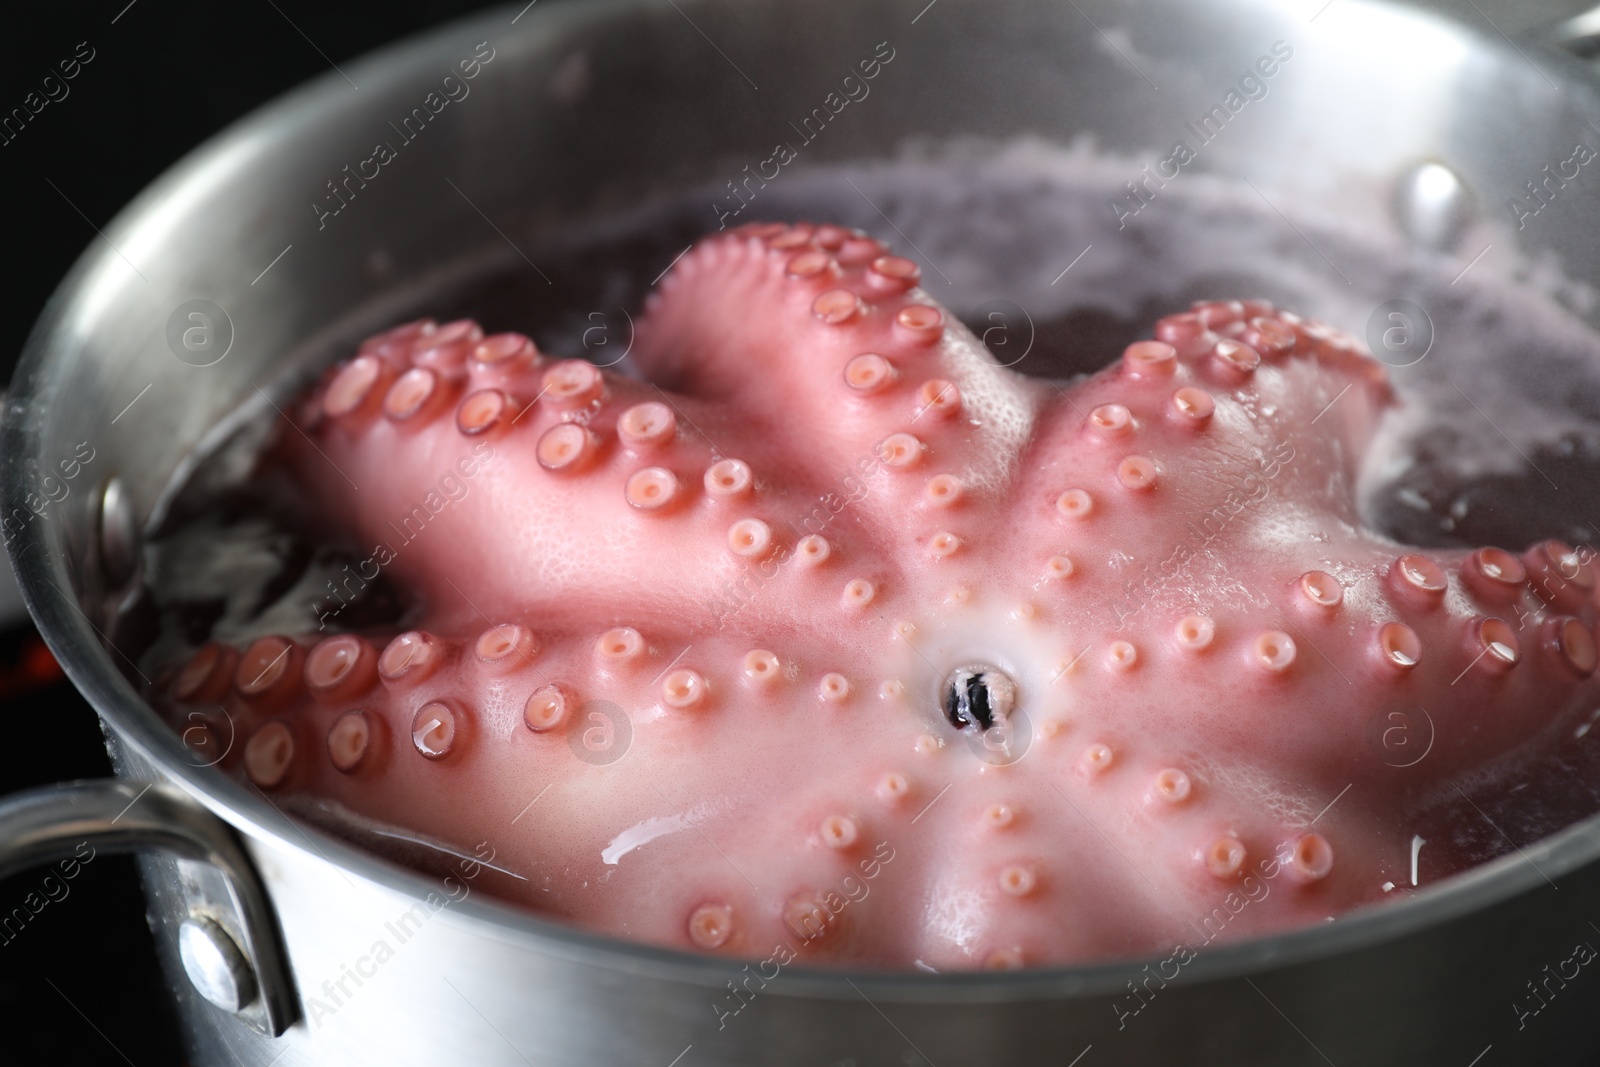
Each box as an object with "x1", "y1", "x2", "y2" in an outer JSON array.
[{"x1": 16, "y1": 0, "x2": 1600, "y2": 549}]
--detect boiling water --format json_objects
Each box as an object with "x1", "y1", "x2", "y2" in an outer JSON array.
[{"x1": 133, "y1": 139, "x2": 1600, "y2": 888}]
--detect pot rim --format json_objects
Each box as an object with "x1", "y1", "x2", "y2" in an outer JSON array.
[{"x1": 7, "y1": 0, "x2": 1600, "y2": 1003}]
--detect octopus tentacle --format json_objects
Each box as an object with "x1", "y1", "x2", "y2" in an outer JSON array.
[{"x1": 158, "y1": 223, "x2": 1600, "y2": 969}]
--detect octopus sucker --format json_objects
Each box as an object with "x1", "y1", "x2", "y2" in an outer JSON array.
[{"x1": 152, "y1": 222, "x2": 1600, "y2": 969}]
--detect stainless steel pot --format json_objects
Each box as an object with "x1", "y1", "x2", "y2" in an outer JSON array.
[{"x1": 10, "y1": 0, "x2": 1600, "y2": 1062}]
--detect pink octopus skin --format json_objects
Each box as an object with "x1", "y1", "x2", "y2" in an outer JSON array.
[{"x1": 158, "y1": 222, "x2": 1600, "y2": 971}]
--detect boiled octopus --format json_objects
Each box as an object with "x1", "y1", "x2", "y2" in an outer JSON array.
[{"x1": 156, "y1": 222, "x2": 1600, "y2": 970}]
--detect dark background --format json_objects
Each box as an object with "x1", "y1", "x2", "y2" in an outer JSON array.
[
  {"x1": 0, "y1": 5, "x2": 497, "y2": 1063},
  {"x1": 0, "y1": 0, "x2": 1589, "y2": 1064}
]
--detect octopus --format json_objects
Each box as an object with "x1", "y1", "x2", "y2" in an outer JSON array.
[{"x1": 155, "y1": 221, "x2": 1600, "y2": 971}]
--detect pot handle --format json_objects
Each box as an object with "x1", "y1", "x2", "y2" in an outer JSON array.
[{"x1": 0, "y1": 778, "x2": 297, "y2": 1037}]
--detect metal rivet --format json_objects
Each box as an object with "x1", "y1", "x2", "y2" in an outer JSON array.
[
  {"x1": 178, "y1": 916, "x2": 258, "y2": 1014},
  {"x1": 98, "y1": 476, "x2": 138, "y2": 588},
  {"x1": 1393, "y1": 161, "x2": 1474, "y2": 254}
]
